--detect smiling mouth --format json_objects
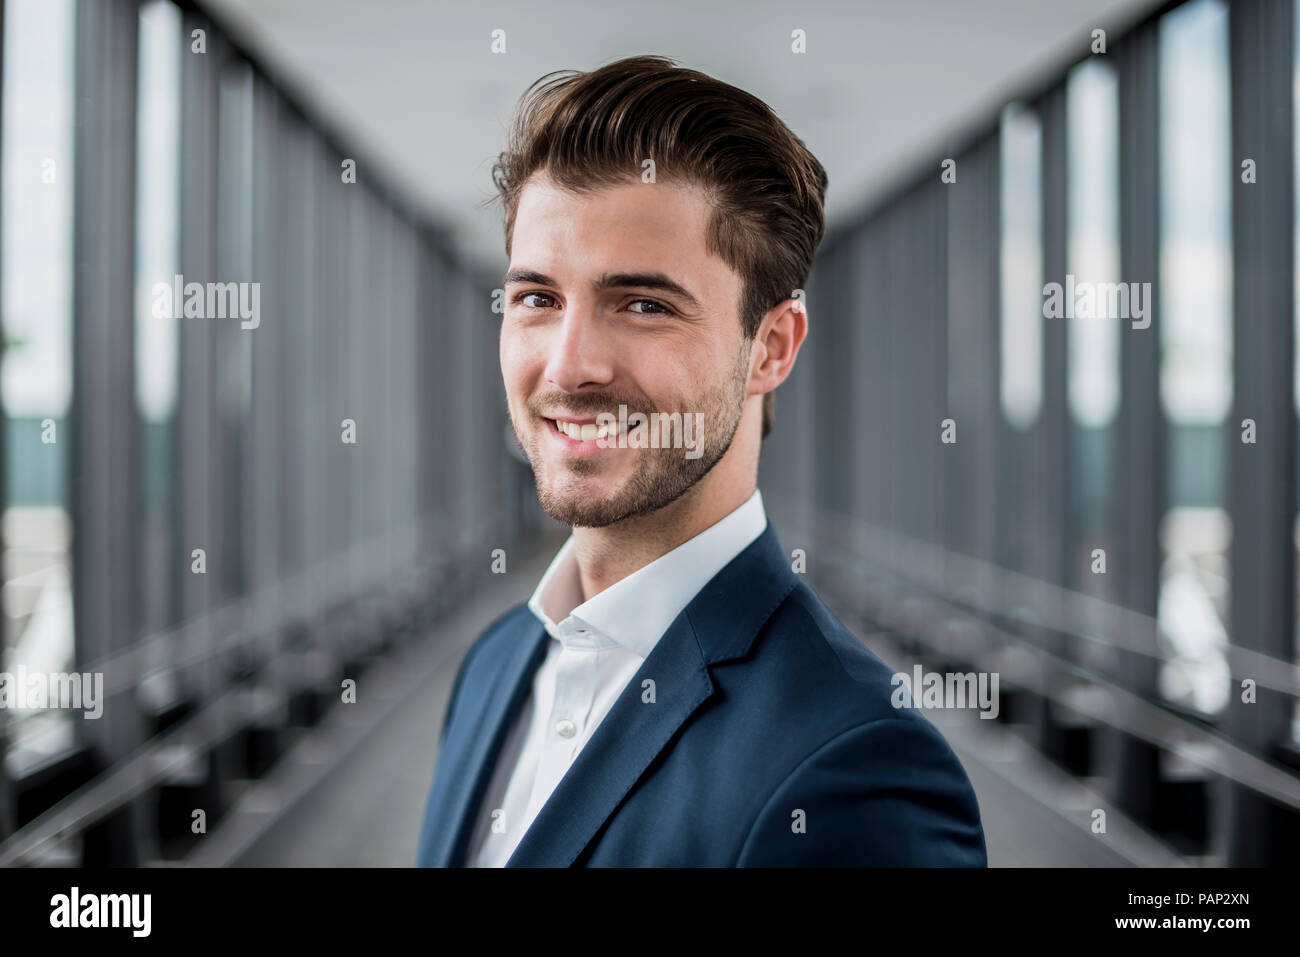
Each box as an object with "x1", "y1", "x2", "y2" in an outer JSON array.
[{"x1": 545, "y1": 416, "x2": 629, "y2": 442}]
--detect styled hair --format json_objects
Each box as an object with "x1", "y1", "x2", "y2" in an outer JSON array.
[{"x1": 491, "y1": 54, "x2": 828, "y2": 439}]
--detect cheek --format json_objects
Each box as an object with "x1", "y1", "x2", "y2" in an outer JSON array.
[
  {"x1": 633, "y1": 360, "x2": 693, "y2": 409},
  {"x1": 658, "y1": 345, "x2": 721, "y2": 394},
  {"x1": 499, "y1": 329, "x2": 532, "y2": 394}
]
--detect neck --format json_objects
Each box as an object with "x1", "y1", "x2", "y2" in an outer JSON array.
[{"x1": 570, "y1": 460, "x2": 756, "y2": 603}]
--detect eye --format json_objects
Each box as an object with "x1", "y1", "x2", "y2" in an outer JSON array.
[
  {"x1": 627, "y1": 298, "x2": 673, "y2": 316},
  {"x1": 513, "y1": 291, "x2": 558, "y2": 309}
]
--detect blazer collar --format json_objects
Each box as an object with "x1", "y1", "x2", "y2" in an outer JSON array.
[
  {"x1": 527, "y1": 489, "x2": 768, "y2": 661},
  {"x1": 505, "y1": 518, "x2": 798, "y2": 866}
]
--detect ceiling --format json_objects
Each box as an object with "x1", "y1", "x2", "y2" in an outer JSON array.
[{"x1": 200, "y1": 0, "x2": 1165, "y2": 271}]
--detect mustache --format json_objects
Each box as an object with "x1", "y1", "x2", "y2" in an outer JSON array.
[{"x1": 528, "y1": 394, "x2": 654, "y2": 417}]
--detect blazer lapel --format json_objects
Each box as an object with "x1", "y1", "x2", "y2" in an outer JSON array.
[
  {"x1": 506, "y1": 520, "x2": 799, "y2": 867},
  {"x1": 425, "y1": 612, "x2": 549, "y2": 867},
  {"x1": 505, "y1": 610, "x2": 712, "y2": 867}
]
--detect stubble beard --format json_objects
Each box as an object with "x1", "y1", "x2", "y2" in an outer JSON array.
[{"x1": 511, "y1": 347, "x2": 750, "y2": 528}]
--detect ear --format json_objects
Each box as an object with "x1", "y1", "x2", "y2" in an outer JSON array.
[{"x1": 748, "y1": 298, "x2": 808, "y2": 399}]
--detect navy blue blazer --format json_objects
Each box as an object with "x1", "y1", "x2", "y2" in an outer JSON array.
[{"x1": 416, "y1": 520, "x2": 987, "y2": 867}]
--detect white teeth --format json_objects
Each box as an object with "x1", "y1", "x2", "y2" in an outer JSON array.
[
  {"x1": 553, "y1": 418, "x2": 622, "y2": 442},
  {"x1": 553, "y1": 419, "x2": 591, "y2": 440}
]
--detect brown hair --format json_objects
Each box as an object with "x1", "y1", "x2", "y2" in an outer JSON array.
[{"x1": 491, "y1": 55, "x2": 828, "y2": 439}]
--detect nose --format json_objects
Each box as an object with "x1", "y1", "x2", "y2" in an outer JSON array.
[{"x1": 543, "y1": 297, "x2": 615, "y2": 393}]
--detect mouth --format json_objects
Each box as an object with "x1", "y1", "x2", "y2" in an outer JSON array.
[{"x1": 543, "y1": 414, "x2": 630, "y2": 457}]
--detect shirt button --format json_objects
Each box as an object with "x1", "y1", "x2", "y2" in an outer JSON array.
[{"x1": 555, "y1": 719, "x2": 576, "y2": 738}]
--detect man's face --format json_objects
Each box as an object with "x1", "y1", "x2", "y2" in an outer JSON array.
[{"x1": 500, "y1": 172, "x2": 751, "y2": 528}]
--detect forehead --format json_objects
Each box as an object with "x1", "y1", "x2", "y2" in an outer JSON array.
[{"x1": 510, "y1": 173, "x2": 729, "y2": 284}]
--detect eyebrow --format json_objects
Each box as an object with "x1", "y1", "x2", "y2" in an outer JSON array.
[{"x1": 503, "y1": 269, "x2": 702, "y2": 312}]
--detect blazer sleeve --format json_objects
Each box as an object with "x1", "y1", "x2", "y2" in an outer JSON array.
[{"x1": 735, "y1": 716, "x2": 987, "y2": 867}]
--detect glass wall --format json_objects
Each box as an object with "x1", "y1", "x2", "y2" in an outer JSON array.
[
  {"x1": 135, "y1": 0, "x2": 182, "y2": 641},
  {"x1": 1156, "y1": 0, "x2": 1233, "y2": 717},
  {"x1": 0, "y1": 0, "x2": 76, "y2": 754},
  {"x1": 1000, "y1": 104, "x2": 1043, "y2": 432},
  {"x1": 1066, "y1": 57, "x2": 1121, "y2": 593}
]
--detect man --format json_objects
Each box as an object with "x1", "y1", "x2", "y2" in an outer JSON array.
[{"x1": 416, "y1": 55, "x2": 987, "y2": 867}]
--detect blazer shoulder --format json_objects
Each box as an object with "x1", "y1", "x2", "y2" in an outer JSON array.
[
  {"x1": 735, "y1": 714, "x2": 987, "y2": 866},
  {"x1": 765, "y1": 581, "x2": 918, "y2": 725},
  {"x1": 440, "y1": 601, "x2": 536, "y2": 741},
  {"x1": 456, "y1": 601, "x2": 537, "y2": 680},
  {"x1": 473, "y1": 601, "x2": 537, "y2": 655},
  {"x1": 733, "y1": 582, "x2": 986, "y2": 864}
]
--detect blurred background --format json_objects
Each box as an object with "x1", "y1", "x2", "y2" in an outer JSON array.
[{"x1": 0, "y1": 0, "x2": 1297, "y2": 867}]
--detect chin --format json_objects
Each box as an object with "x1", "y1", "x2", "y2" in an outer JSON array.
[
  {"x1": 535, "y1": 474, "x2": 633, "y2": 528},
  {"x1": 538, "y1": 496, "x2": 625, "y2": 529}
]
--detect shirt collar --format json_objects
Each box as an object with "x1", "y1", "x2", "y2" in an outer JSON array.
[{"x1": 526, "y1": 489, "x2": 768, "y2": 659}]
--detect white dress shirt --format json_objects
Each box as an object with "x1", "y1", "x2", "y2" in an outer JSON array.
[{"x1": 466, "y1": 488, "x2": 768, "y2": 867}]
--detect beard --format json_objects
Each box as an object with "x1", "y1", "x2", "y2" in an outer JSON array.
[{"x1": 509, "y1": 346, "x2": 750, "y2": 528}]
